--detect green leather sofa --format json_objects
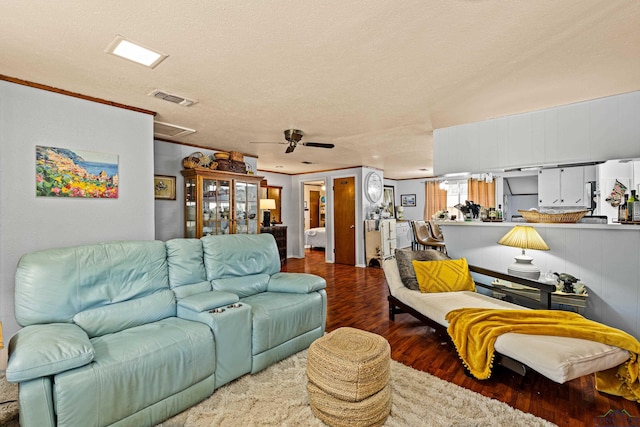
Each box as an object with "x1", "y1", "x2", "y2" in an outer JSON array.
[{"x1": 7, "y1": 234, "x2": 326, "y2": 427}]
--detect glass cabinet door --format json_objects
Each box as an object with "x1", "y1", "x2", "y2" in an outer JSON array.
[
  {"x1": 234, "y1": 180, "x2": 259, "y2": 234},
  {"x1": 182, "y1": 169, "x2": 262, "y2": 238},
  {"x1": 246, "y1": 182, "x2": 259, "y2": 234},
  {"x1": 185, "y1": 177, "x2": 197, "y2": 238},
  {"x1": 218, "y1": 179, "x2": 231, "y2": 234},
  {"x1": 201, "y1": 178, "x2": 231, "y2": 235}
]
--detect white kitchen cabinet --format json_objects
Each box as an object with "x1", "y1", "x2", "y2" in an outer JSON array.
[
  {"x1": 618, "y1": 91, "x2": 640, "y2": 159},
  {"x1": 557, "y1": 102, "x2": 590, "y2": 164},
  {"x1": 590, "y1": 96, "x2": 618, "y2": 161},
  {"x1": 538, "y1": 167, "x2": 587, "y2": 207},
  {"x1": 507, "y1": 112, "x2": 533, "y2": 167},
  {"x1": 434, "y1": 90, "x2": 640, "y2": 176}
]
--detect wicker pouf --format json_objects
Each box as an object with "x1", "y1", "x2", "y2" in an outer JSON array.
[{"x1": 306, "y1": 327, "x2": 391, "y2": 427}]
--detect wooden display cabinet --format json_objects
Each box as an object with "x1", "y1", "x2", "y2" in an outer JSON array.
[{"x1": 182, "y1": 169, "x2": 263, "y2": 238}]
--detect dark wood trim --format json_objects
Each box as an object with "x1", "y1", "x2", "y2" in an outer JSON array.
[
  {"x1": 0, "y1": 74, "x2": 156, "y2": 116},
  {"x1": 155, "y1": 137, "x2": 256, "y2": 158}
]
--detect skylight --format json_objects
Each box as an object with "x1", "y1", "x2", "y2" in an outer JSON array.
[{"x1": 105, "y1": 35, "x2": 167, "y2": 68}]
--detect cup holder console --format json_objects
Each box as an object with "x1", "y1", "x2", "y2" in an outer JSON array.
[{"x1": 209, "y1": 303, "x2": 242, "y2": 314}]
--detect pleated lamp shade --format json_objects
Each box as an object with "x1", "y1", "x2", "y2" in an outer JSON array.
[{"x1": 497, "y1": 225, "x2": 549, "y2": 279}]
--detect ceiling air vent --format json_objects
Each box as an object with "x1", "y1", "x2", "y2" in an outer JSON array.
[
  {"x1": 148, "y1": 89, "x2": 198, "y2": 107},
  {"x1": 154, "y1": 121, "x2": 197, "y2": 138}
]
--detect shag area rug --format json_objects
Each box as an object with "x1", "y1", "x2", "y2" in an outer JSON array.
[
  {"x1": 0, "y1": 351, "x2": 556, "y2": 426},
  {"x1": 159, "y1": 350, "x2": 556, "y2": 427},
  {"x1": 0, "y1": 373, "x2": 19, "y2": 427}
]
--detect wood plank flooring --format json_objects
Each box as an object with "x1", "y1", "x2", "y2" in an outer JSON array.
[{"x1": 283, "y1": 249, "x2": 640, "y2": 427}]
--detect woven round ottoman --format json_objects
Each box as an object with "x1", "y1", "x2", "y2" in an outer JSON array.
[{"x1": 306, "y1": 327, "x2": 391, "y2": 427}]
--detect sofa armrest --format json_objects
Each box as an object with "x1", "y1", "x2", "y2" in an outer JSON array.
[
  {"x1": 177, "y1": 290, "x2": 239, "y2": 313},
  {"x1": 267, "y1": 272, "x2": 326, "y2": 294},
  {"x1": 7, "y1": 323, "x2": 94, "y2": 383}
]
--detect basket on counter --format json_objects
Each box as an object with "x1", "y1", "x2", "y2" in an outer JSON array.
[{"x1": 518, "y1": 209, "x2": 589, "y2": 223}]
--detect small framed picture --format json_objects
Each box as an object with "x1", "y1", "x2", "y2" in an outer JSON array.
[
  {"x1": 401, "y1": 194, "x2": 416, "y2": 207},
  {"x1": 154, "y1": 175, "x2": 176, "y2": 200}
]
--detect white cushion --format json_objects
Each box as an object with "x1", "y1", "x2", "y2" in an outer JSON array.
[
  {"x1": 495, "y1": 333, "x2": 629, "y2": 383},
  {"x1": 385, "y1": 262, "x2": 629, "y2": 384}
]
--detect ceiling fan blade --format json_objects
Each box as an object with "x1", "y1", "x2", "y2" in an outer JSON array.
[
  {"x1": 301, "y1": 142, "x2": 335, "y2": 149},
  {"x1": 250, "y1": 141, "x2": 286, "y2": 144},
  {"x1": 285, "y1": 144, "x2": 296, "y2": 154}
]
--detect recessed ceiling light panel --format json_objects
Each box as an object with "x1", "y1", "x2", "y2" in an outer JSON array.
[{"x1": 105, "y1": 35, "x2": 168, "y2": 68}]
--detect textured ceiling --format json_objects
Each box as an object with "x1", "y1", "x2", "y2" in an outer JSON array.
[{"x1": 2, "y1": 1, "x2": 639, "y2": 179}]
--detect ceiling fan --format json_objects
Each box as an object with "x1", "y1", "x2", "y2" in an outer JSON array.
[{"x1": 251, "y1": 129, "x2": 335, "y2": 153}]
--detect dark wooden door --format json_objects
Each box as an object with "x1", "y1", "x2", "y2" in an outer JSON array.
[
  {"x1": 334, "y1": 176, "x2": 356, "y2": 265},
  {"x1": 309, "y1": 190, "x2": 320, "y2": 228}
]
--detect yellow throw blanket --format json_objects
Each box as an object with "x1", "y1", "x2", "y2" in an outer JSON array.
[{"x1": 445, "y1": 308, "x2": 640, "y2": 402}]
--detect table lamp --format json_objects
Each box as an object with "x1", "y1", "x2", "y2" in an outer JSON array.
[
  {"x1": 260, "y1": 198, "x2": 276, "y2": 226},
  {"x1": 497, "y1": 225, "x2": 549, "y2": 280}
]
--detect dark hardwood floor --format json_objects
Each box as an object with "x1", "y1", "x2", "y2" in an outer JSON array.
[{"x1": 283, "y1": 249, "x2": 640, "y2": 427}]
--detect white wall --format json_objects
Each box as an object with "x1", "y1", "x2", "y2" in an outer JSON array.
[
  {"x1": 394, "y1": 179, "x2": 426, "y2": 220},
  {"x1": 153, "y1": 140, "x2": 258, "y2": 241},
  {"x1": 259, "y1": 171, "x2": 294, "y2": 257},
  {"x1": 0, "y1": 81, "x2": 155, "y2": 350}
]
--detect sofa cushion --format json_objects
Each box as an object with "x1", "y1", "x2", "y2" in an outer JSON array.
[
  {"x1": 15, "y1": 240, "x2": 168, "y2": 326},
  {"x1": 166, "y1": 238, "x2": 207, "y2": 290},
  {"x1": 267, "y1": 272, "x2": 327, "y2": 293},
  {"x1": 395, "y1": 248, "x2": 449, "y2": 290},
  {"x1": 53, "y1": 317, "x2": 216, "y2": 426},
  {"x1": 73, "y1": 289, "x2": 176, "y2": 338},
  {"x1": 171, "y1": 281, "x2": 212, "y2": 299},
  {"x1": 202, "y1": 234, "x2": 281, "y2": 280},
  {"x1": 178, "y1": 291, "x2": 239, "y2": 312},
  {"x1": 211, "y1": 274, "x2": 270, "y2": 298},
  {"x1": 6, "y1": 323, "x2": 94, "y2": 382},
  {"x1": 412, "y1": 258, "x2": 476, "y2": 293},
  {"x1": 241, "y1": 292, "x2": 325, "y2": 355}
]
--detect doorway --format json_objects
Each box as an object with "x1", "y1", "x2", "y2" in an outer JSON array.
[
  {"x1": 334, "y1": 176, "x2": 356, "y2": 265},
  {"x1": 303, "y1": 181, "x2": 327, "y2": 253}
]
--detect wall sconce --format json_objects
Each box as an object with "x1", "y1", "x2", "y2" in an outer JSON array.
[{"x1": 497, "y1": 225, "x2": 550, "y2": 280}]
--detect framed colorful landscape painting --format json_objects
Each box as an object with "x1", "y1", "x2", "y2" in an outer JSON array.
[{"x1": 36, "y1": 145, "x2": 119, "y2": 198}]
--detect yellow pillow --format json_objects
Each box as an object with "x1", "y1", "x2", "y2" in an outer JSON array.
[{"x1": 411, "y1": 258, "x2": 476, "y2": 293}]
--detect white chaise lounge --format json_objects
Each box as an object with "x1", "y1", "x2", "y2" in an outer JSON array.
[{"x1": 382, "y1": 249, "x2": 629, "y2": 384}]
